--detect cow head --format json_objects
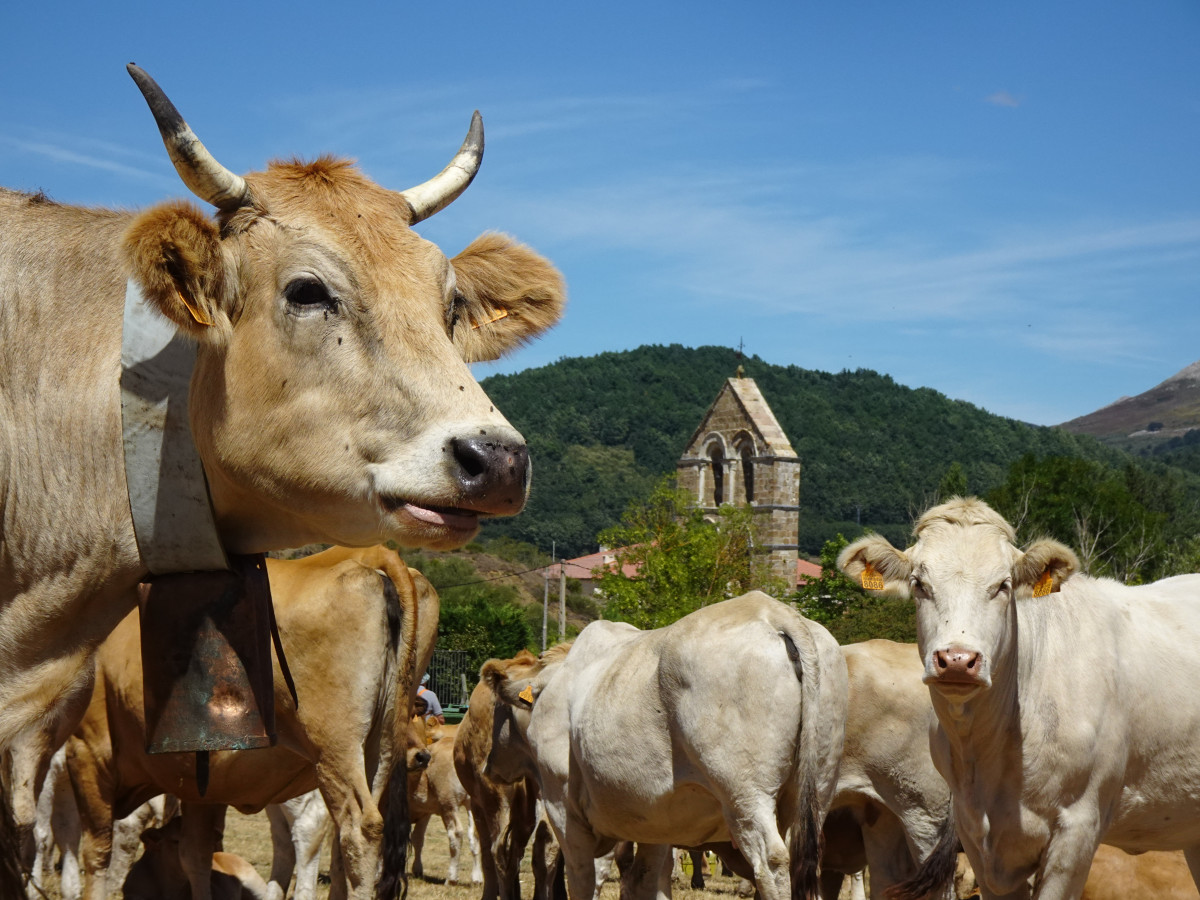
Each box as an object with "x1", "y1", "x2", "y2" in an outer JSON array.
[
  {"x1": 838, "y1": 497, "x2": 1077, "y2": 704},
  {"x1": 120, "y1": 65, "x2": 566, "y2": 553},
  {"x1": 481, "y1": 644, "x2": 570, "y2": 784},
  {"x1": 407, "y1": 715, "x2": 433, "y2": 772}
]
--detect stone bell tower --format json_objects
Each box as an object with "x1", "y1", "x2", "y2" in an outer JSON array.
[{"x1": 675, "y1": 369, "x2": 801, "y2": 584}]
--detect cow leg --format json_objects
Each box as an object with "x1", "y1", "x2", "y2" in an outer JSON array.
[
  {"x1": 860, "y1": 810, "x2": 918, "y2": 897},
  {"x1": 318, "y1": 764, "x2": 383, "y2": 900},
  {"x1": 724, "y1": 802, "x2": 790, "y2": 900},
  {"x1": 67, "y1": 743, "x2": 114, "y2": 900},
  {"x1": 818, "y1": 869, "x2": 844, "y2": 900},
  {"x1": 465, "y1": 811, "x2": 484, "y2": 888},
  {"x1": 618, "y1": 844, "x2": 673, "y2": 900},
  {"x1": 329, "y1": 838, "x2": 348, "y2": 900},
  {"x1": 411, "y1": 814, "x2": 430, "y2": 879},
  {"x1": 285, "y1": 791, "x2": 331, "y2": 900},
  {"x1": 470, "y1": 797, "x2": 501, "y2": 900},
  {"x1": 178, "y1": 802, "x2": 225, "y2": 900},
  {"x1": 266, "y1": 803, "x2": 298, "y2": 900},
  {"x1": 562, "y1": 803, "x2": 613, "y2": 900},
  {"x1": 1182, "y1": 846, "x2": 1200, "y2": 896},
  {"x1": 689, "y1": 850, "x2": 705, "y2": 889},
  {"x1": 51, "y1": 772, "x2": 82, "y2": 900},
  {"x1": 530, "y1": 817, "x2": 559, "y2": 900},
  {"x1": 30, "y1": 745, "x2": 70, "y2": 899},
  {"x1": 498, "y1": 786, "x2": 538, "y2": 900},
  {"x1": 441, "y1": 806, "x2": 466, "y2": 884},
  {"x1": 1029, "y1": 830, "x2": 1097, "y2": 900}
]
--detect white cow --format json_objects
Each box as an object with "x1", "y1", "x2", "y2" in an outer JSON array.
[
  {"x1": 824, "y1": 640, "x2": 958, "y2": 900},
  {"x1": 839, "y1": 496, "x2": 1200, "y2": 900},
  {"x1": 485, "y1": 591, "x2": 848, "y2": 900}
]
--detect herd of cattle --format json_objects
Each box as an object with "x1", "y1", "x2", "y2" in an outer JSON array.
[{"x1": 2, "y1": 65, "x2": 1200, "y2": 900}]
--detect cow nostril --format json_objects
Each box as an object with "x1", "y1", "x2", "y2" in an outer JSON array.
[{"x1": 450, "y1": 437, "x2": 489, "y2": 479}]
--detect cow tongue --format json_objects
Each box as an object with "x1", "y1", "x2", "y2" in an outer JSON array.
[{"x1": 402, "y1": 502, "x2": 478, "y2": 530}]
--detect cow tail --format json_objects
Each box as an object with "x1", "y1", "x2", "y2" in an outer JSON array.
[
  {"x1": 883, "y1": 806, "x2": 959, "y2": 900},
  {"x1": 780, "y1": 617, "x2": 845, "y2": 900},
  {"x1": 374, "y1": 560, "x2": 415, "y2": 900}
]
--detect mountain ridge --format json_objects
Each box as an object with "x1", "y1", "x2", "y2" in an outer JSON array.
[{"x1": 1059, "y1": 359, "x2": 1200, "y2": 448}]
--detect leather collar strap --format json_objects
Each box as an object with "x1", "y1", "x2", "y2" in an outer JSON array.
[{"x1": 120, "y1": 279, "x2": 229, "y2": 574}]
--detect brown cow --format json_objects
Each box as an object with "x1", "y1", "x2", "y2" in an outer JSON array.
[
  {"x1": 0, "y1": 68, "x2": 564, "y2": 894},
  {"x1": 66, "y1": 546, "x2": 435, "y2": 900},
  {"x1": 123, "y1": 816, "x2": 270, "y2": 900},
  {"x1": 453, "y1": 673, "x2": 539, "y2": 900}
]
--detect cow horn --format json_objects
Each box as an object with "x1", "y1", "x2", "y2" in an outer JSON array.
[
  {"x1": 127, "y1": 64, "x2": 251, "y2": 211},
  {"x1": 398, "y1": 111, "x2": 484, "y2": 225}
]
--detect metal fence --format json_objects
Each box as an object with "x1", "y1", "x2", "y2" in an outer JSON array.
[{"x1": 424, "y1": 648, "x2": 473, "y2": 710}]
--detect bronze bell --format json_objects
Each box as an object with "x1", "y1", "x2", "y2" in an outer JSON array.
[{"x1": 139, "y1": 554, "x2": 277, "y2": 754}]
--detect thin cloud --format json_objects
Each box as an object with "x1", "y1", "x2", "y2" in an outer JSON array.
[
  {"x1": 0, "y1": 134, "x2": 170, "y2": 185},
  {"x1": 985, "y1": 90, "x2": 1021, "y2": 108}
]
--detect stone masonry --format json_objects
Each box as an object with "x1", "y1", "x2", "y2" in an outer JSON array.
[{"x1": 676, "y1": 373, "x2": 800, "y2": 584}]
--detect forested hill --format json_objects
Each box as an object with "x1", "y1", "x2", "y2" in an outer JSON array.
[{"x1": 476, "y1": 344, "x2": 1128, "y2": 558}]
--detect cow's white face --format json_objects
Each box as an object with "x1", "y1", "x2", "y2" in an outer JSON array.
[
  {"x1": 838, "y1": 498, "x2": 1078, "y2": 708},
  {"x1": 905, "y1": 523, "x2": 1021, "y2": 699},
  {"x1": 123, "y1": 161, "x2": 565, "y2": 554}
]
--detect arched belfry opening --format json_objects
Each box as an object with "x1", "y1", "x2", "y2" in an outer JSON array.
[
  {"x1": 676, "y1": 371, "x2": 800, "y2": 585},
  {"x1": 735, "y1": 433, "x2": 756, "y2": 503},
  {"x1": 707, "y1": 442, "x2": 726, "y2": 506}
]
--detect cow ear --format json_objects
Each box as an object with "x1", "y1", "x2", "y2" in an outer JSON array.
[
  {"x1": 1016, "y1": 539, "x2": 1079, "y2": 596},
  {"x1": 450, "y1": 233, "x2": 566, "y2": 363},
  {"x1": 837, "y1": 534, "x2": 913, "y2": 597},
  {"x1": 481, "y1": 657, "x2": 536, "y2": 710},
  {"x1": 122, "y1": 201, "x2": 230, "y2": 342}
]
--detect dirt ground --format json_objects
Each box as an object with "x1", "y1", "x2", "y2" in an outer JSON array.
[{"x1": 33, "y1": 807, "x2": 866, "y2": 899}]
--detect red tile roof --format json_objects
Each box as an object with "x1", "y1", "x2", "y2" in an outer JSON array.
[{"x1": 545, "y1": 549, "x2": 823, "y2": 587}]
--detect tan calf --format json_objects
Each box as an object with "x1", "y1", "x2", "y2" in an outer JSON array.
[{"x1": 411, "y1": 724, "x2": 481, "y2": 885}]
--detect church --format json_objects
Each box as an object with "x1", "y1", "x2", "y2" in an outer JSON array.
[{"x1": 675, "y1": 368, "x2": 803, "y2": 584}]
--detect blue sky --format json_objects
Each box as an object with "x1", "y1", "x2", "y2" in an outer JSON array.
[{"x1": 2, "y1": 2, "x2": 1196, "y2": 426}]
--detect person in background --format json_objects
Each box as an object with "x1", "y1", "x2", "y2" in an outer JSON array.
[{"x1": 417, "y1": 672, "x2": 445, "y2": 724}]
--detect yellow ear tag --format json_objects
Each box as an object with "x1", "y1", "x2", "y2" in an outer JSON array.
[
  {"x1": 860, "y1": 564, "x2": 885, "y2": 591},
  {"x1": 176, "y1": 288, "x2": 214, "y2": 327},
  {"x1": 470, "y1": 308, "x2": 509, "y2": 330},
  {"x1": 1032, "y1": 572, "x2": 1054, "y2": 597},
  {"x1": 518, "y1": 684, "x2": 534, "y2": 704}
]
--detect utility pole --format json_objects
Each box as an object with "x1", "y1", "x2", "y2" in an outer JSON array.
[
  {"x1": 543, "y1": 541, "x2": 554, "y2": 651},
  {"x1": 559, "y1": 553, "x2": 567, "y2": 641}
]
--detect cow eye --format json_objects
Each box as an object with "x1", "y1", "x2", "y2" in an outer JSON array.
[
  {"x1": 910, "y1": 578, "x2": 930, "y2": 601},
  {"x1": 284, "y1": 277, "x2": 338, "y2": 314}
]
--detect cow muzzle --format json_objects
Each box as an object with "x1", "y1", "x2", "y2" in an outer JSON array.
[
  {"x1": 449, "y1": 434, "x2": 531, "y2": 515},
  {"x1": 925, "y1": 646, "x2": 990, "y2": 693}
]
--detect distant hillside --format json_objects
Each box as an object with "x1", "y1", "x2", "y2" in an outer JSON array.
[
  {"x1": 477, "y1": 344, "x2": 1127, "y2": 557},
  {"x1": 1059, "y1": 360, "x2": 1200, "y2": 452}
]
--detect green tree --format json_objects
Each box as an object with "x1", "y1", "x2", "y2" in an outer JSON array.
[
  {"x1": 937, "y1": 461, "x2": 969, "y2": 501},
  {"x1": 792, "y1": 535, "x2": 917, "y2": 644},
  {"x1": 985, "y1": 454, "x2": 1180, "y2": 583},
  {"x1": 405, "y1": 554, "x2": 535, "y2": 674},
  {"x1": 594, "y1": 477, "x2": 784, "y2": 629}
]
